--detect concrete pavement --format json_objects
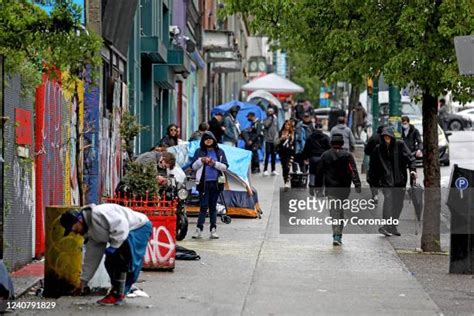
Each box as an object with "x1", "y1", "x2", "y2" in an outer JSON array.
[{"x1": 20, "y1": 170, "x2": 442, "y2": 315}]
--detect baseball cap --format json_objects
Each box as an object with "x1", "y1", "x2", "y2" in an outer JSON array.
[
  {"x1": 60, "y1": 209, "x2": 81, "y2": 236},
  {"x1": 331, "y1": 134, "x2": 344, "y2": 145},
  {"x1": 246, "y1": 112, "x2": 256, "y2": 117}
]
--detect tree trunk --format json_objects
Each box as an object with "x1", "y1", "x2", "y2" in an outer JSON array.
[
  {"x1": 421, "y1": 90, "x2": 441, "y2": 252},
  {"x1": 349, "y1": 84, "x2": 360, "y2": 134}
]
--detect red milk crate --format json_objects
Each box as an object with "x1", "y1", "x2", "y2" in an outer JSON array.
[{"x1": 104, "y1": 193, "x2": 178, "y2": 271}]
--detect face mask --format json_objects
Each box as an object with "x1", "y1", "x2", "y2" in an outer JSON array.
[
  {"x1": 402, "y1": 123, "x2": 409, "y2": 129},
  {"x1": 248, "y1": 118, "x2": 253, "y2": 122}
]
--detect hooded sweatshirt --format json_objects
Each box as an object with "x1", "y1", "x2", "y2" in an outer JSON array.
[
  {"x1": 192, "y1": 131, "x2": 229, "y2": 190},
  {"x1": 368, "y1": 128, "x2": 416, "y2": 187},
  {"x1": 80, "y1": 204, "x2": 149, "y2": 283},
  {"x1": 302, "y1": 129, "x2": 331, "y2": 160},
  {"x1": 330, "y1": 124, "x2": 356, "y2": 151}
]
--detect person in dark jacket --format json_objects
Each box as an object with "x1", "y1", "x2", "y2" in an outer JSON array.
[
  {"x1": 242, "y1": 112, "x2": 264, "y2": 174},
  {"x1": 315, "y1": 134, "x2": 361, "y2": 246},
  {"x1": 189, "y1": 122, "x2": 209, "y2": 142},
  {"x1": 401, "y1": 116, "x2": 423, "y2": 158},
  {"x1": 208, "y1": 112, "x2": 225, "y2": 143},
  {"x1": 277, "y1": 120, "x2": 296, "y2": 187},
  {"x1": 222, "y1": 105, "x2": 241, "y2": 146},
  {"x1": 158, "y1": 124, "x2": 179, "y2": 148},
  {"x1": 302, "y1": 123, "x2": 331, "y2": 192},
  {"x1": 191, "y1": 131, "x2": 229, "y2": 239},
  {"x1": 364, "y1": 125, "x2": 385, "y2": 203},
  {"x1": 369, "y1": 128, "x2": 417, "y2": 236}
]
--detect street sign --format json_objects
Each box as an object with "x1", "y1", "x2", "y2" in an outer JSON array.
[
  {"x1": 455, "y1": 176, "x2": 469, "y2": 199},
  {"x1": 454, "y1": 36, "x2": 474, "y2": 76}
]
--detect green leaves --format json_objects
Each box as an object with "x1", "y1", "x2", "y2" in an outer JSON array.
[
  {"x1": 226, "y1": 0, "x2": 474, "y2": 100},
  {"x1": 0, "y1": 0, "x2": 103, "y2": 96}
]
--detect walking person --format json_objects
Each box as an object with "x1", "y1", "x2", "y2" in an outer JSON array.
[
  {"x1": 315, "y1": 134, "x2": 361, "y2": 246},
  {"x1": 351, "y1": 102, "x2": 367, "y2": 139},
  {"x1": 330, "y1": 116, "x2": 356, "y2": 152},
  {"x1": 242, "y1": 112, "x2": 264, "y2": 174},
  {"x1": 294, "y1": 113, "x2": 316, "y2": 171},
  {"x1": 222, "y1": 105, "x2": 241, "y2": 146},
  {"x1": 277, "y1": 120, "x2": 296, "y2": 188},
  {"x1": 369, "y1": 128, "x2": 417, "y2": 236},
  {"x1": 208, "y1": 112, "x2": 225, "y2": 143},
  {"x1": 263, "y1": 107, "x2": 279, "y2": 176},
  {"x1": 191, "y1": 132, "x2": 229, "y2": 239},
  {"x1": 302, "y1": 120, "x2": 331, "y2": 194},
  {"x1": 60, "y1": 204, "x2": 152, "y2": 305},
  {"x1": 401, "y1": 116, "x2": 423, "y2": 158},
  {"x1": 364, "y1": 125, "x2": 385, "y2": 204}
]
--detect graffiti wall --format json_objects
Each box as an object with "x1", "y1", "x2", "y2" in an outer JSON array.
[
  {"x1": 3, "y1": 75, "x2": 35, "y2": 270},
  {"x1": 35, "y1": 75, "x2": 84, "y2": 257}
]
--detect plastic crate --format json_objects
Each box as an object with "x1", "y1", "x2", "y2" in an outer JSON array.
[{"x1": 104, "y1": 193, "x2": 177, "y2": 270}]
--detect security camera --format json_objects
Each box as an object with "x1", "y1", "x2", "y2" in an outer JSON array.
[
  {"x1": 184, "y1": 37, "x2": 196, "y2": 53},
  {"x1": 169, "y1": 25, "x2": 181, "y2": 37}
]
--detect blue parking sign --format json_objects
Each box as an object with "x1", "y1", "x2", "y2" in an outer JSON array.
[{"x1": 455, "y1": 177, "x2": 469, "y2": 190}]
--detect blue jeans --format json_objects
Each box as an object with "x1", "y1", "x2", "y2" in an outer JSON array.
[{"x1": 197, "y1": 181, "x2": 219, "y2": 231}]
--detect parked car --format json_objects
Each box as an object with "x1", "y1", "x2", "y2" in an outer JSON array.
[
  {"x1": 440, "y1": 112, "x2": 472, "y2": 131},
  {"x1": 455, "y1": 108, "x2": 474, "y2": 126},
  {"x1": 411, "y1": 120, "x2": 451, "y2": 166}
]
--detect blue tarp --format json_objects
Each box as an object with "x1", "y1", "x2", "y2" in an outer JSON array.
[
  {"x1": 169, "y1": 141, "x2": 252, "y2": 182},
  {"x1": 211, "y1": 100, "x2": 267, "y2": 130}
]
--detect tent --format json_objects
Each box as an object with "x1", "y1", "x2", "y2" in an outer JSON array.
[
  {"x1": 241, "y1": 73, "x2": 304, "y2": 94},
  {"x1": 167, "y1": 142, "x2": 262, "y2": 218},
  {"x1": 247, "y1": 90, "x2": 283, "y2": 111},
  {"x1": 211, "y1": 100, "x2": 266, "y2": 130},
  {"x1": 247, "y1": 90, "x2": 285, "y2": 129}
]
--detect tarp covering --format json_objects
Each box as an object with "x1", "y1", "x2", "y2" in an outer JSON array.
[
  {"x1": 241, "y1": 73, "x2": 304, "y2": 93},
  {"x1": 211, "y1": 100, "x2": 267, "y2": 130},
  {"x1": 168, "y1": 141, "x2": 252, "y2": 183}
]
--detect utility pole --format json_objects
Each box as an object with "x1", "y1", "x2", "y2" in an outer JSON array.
[
  {"x1": 372, "y1": 77, "x2": 379, "y2": 131},
  {"x1": 388, "y1": 85, "x2": 402, "y2": 137}
]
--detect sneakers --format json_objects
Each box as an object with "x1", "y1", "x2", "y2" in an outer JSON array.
[
  {"x1": 97, "y1": 293, "x2": 125, "y2": 306},
  {"x1": 192, "y1": 228, "x2": 202, "y2": 239},
  {"x1": 378, "y1": 226, "x2": 393, "y2": 237},
  {"x1": 263, "y1": 170, "x2": 269, "y2": 176},
  {"x1": 210, "y1": 228, "x2": 219, "y2": 239},
  {"x1": 389, "y1": 226, "x2": 401, "y2": 236},
  {"x1": 284, "y1": 182, "x2": 291, "y2": 189},
  {"x1": 271, "y1": 170, "x2": 279, "y2": 176},
  {"x1": 332, "y1": 235, "x2": 342, "y2": 246}
]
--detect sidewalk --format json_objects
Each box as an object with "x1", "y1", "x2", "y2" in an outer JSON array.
[
  {"x1": 10, "y1": 261, "x2": 43, "y2": 298},
  {"x1": 25, "y1": 169, "x2": 441, "y2": 315}
]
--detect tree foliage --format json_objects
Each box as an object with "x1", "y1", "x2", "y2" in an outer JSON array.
[
  {"x1": 225, "y1": 0, "x2": 474, "y2": 97},
  {"x1": 0, "y1": 0, "x2": 103, "y2": 94},
  {"x1": 226, "y1": 0, "x2": 474, "y2": 252}
]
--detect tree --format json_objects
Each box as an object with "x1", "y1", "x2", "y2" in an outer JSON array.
[
  {"x1": 0, "y1": 0, "x2": 102, "y2": 94},
  {"x1": 226, "y1": 0, "x2": 474, "y2": 251},
  {"x1": 289, "y1": 52, "x2": 321, "y2": 104}
]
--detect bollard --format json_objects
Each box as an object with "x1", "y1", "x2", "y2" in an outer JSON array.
[
  {"x1": 44, "y1": 206, "x2": 83, "y2": 298},
  {"x1": 447, "y1": 165, "x2": 474, "y2": 274}
]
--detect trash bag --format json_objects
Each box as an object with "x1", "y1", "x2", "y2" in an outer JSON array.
[{"x1": 175, "y1": 246, "x2": 201, "y2": 261}]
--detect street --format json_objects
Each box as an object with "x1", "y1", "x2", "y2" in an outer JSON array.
[
  {"x1": 439, "y1": 131, "x2": 474, "y2": 187},
  {"x1": 15, "y1": 131, "x2": 474, "y2": 315}
]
